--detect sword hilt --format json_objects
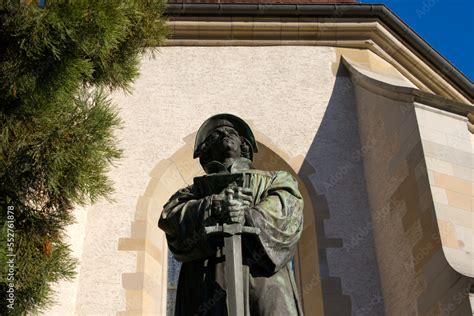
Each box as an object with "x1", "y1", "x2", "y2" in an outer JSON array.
[{"x1": 205, "y1": 223, "x2": 260, "y2": 236}]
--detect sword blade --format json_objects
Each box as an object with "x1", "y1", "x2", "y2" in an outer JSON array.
[{"x1": 224, "y1": 233, "x2": 244, "y2": 316}]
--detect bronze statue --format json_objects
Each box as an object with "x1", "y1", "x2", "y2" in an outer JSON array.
[{"x1": 159, "y1": 114, "x2": 304, "y2": 315}]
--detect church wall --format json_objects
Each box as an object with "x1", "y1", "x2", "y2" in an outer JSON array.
[
  {"x1": 414, "y1": 103, "x2": 473, "y2": 314},
  {"x1": 353, "y1": 83, "x2": 472, "y2": 315},
  {"x1": 48, "y1": 206, "x2": 88, "y2": 315},
  {"x1": 303, "y1": 64, "x2": 384, "y2": 315},
  {"x1": 48, "y1": 46, "x2": 384, "y2": 315},
  {"x1": 415, "y1": 104, "x2": 474, "y2": 276},
  {"x1": 44, "y1": 43, "x2": 473, "y2": 316}
]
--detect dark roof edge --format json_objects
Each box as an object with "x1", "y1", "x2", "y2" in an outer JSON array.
[{"x1": 166, "y1": 3, "x2": 473, "y2": 101}]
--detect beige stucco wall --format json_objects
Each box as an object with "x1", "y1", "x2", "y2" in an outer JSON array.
[
  {"x1": 48, "y1": 206, "x2": 88, "y2": 314},
  {"x1": 47, "y1": 46, "x2": 384, "y2": 315},
  {"x1": 351, "y1": 74, "x2": 472, "y2": 315},
  {"x1": 46, "y1": 44, "x2": 473, "y2": 315},
  {"x1": 415, "y1": 104, "x2": 474, "y2": 279}
]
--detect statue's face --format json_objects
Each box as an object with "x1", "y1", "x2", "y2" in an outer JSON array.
[{"x1": 204, "y1": 126, "x2": 242, "y2": 162}]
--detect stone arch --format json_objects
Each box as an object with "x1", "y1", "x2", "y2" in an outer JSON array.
[{"x1": 118, "y1": 128, "x2": 323, "y2": 315}]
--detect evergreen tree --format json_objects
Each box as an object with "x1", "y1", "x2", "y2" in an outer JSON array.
[{"x1": 0, "y1": 1, "x2": 168, "y2": 314}]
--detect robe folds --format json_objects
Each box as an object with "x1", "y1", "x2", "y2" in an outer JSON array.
[{"x1": 159, "y1": 159, "x2": 304, "y2": 316}]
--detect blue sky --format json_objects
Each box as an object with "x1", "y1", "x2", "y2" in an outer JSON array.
[{"x1": 360, "y1": 0, "x2": 474, "y2": 81}]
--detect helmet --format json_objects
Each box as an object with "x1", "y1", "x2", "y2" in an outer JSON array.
[{"x1": 193, "y1": 113, "x2": 258, "y2": 160}]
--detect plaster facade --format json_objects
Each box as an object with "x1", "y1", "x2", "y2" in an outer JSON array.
[
  {"x1": 352, "y1": 82, "x2": 471, "y2": 315},
  {"x1": 415, "y1": 104, "x2": 474, "y2": 278},
  {"x1": 48, "y1": 46, "x2": 385, "y2": 315},
  {"x1": 46, "y1": 44, "x2": 473, "y2": 315}
]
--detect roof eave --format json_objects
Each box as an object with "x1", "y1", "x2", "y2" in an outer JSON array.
[{"x1": 165, "y1": 3, "x2": 473, "y2": 103}]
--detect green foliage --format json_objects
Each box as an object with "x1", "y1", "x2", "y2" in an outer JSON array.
[{"x1": 0, "y1": 1, "x2": 168, "y2": 314}]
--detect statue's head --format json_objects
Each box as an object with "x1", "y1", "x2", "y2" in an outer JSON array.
[{"x1": 193, "y1": 114, "x2": 258, "y2": 169}]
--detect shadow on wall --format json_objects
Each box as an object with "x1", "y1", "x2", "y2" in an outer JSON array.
[{"x1": 298, "y1": 64, "x2": 385, "y2": 316}]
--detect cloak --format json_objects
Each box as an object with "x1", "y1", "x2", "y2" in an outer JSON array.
[{"x1": 158, "y1": 158, "x2": 304, "y2": 315}]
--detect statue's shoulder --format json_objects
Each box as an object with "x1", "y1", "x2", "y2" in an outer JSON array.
[
  {"x1": 170, "y1": 184, "x2": 196, "y2": 198},
  {"x1": 273, "y1": 170, "x2": 297, "y2": 181}
]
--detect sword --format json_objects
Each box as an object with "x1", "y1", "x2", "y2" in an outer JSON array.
[{"x1": 204, "y1": 174, "x2": 260, "y2": 316}]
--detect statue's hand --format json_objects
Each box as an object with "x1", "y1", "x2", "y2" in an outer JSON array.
[
  {"x1": 211, "y1": 187, "x2": 252, "y2": 224},
  {"x1": 211, "y1": 188, "x2": 234, "y2": 220},
  {"x1": 222, "y1": 199, "x2": 247, "y2": 225},
  {"x1": 233, "y1": 187, "x2": 253, "y2": 207}
]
